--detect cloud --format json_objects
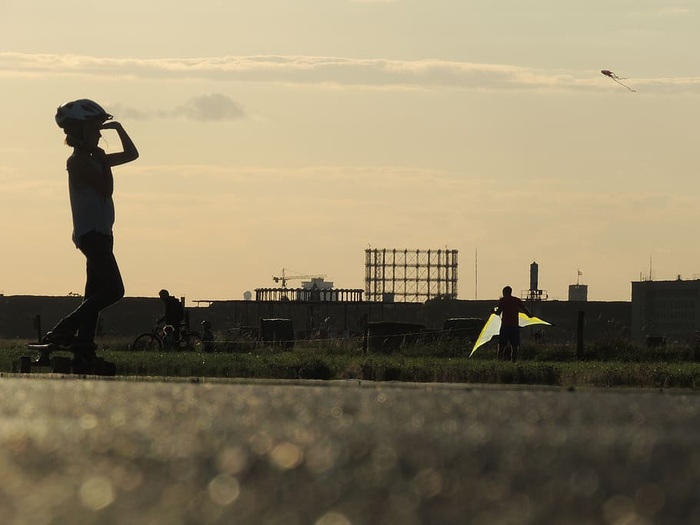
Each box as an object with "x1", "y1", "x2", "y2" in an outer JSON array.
[
  {"x1": 628, "y1": 6, "x2": 692, "y2": 17},
  {"x1": 175, "y1": 93, "x2": 245, "y2": 121},
  {"x1": 3, "y1": 51, "x2": 699, "y2": 94},
  {"x1": 112, "y1": 93, "x2": 246, "y2": 122}
]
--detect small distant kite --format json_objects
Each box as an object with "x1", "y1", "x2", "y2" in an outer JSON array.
[{"x1": 601, "y1": 70, "x2": 636, "y2": 92}]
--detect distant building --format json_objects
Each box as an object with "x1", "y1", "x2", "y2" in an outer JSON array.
[
  {"x1": 568, "y1": 284, "x2": 588, "y2": 302},
  {"x1": 297, "y1": 277, "x2": 336, "y2": 301},
  {"x1": 300, "y1": 277, "x2": 334, "y2": 290},
  {"x1": 631, "y1": 278, "x2": 700, "y2": 343},
  {"x1": 255, "y1": 278, "x2": 364, "y2": 302}
]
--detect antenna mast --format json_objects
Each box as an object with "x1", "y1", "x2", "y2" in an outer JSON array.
[{"x1": 475, "y1": 247, "x2": 478, "y2": 300}]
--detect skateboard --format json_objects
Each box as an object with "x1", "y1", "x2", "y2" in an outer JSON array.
[{"x1": 14, "y1": 343, "x2": 116, "y2": 376}]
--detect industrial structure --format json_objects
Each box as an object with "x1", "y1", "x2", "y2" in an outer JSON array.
[
  {"x1": 256, "y1": 269, "x2": 363, "y2": 301},
  {"x1": 523, "y1": 261, "x2": 548, "y2": 302},
  {"x1": 364, "y1": 248, "x2": 458, "y2": 303},
  {"x1": 631, "y1": 277, "x2": 700, "y2": 344},
  {"x1": 272, "y1": 269, "x2": 327, "y2": 289},
  {"x1": 256, "y1": 276, "x2": 363, "y2": 302}
]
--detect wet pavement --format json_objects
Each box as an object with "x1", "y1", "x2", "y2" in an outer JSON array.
[{"x1": 0, "y1": 376, "x2": 697, "y2": 525}]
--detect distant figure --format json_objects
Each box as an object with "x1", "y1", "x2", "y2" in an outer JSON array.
[
  {"x1": 493, "y1": 286, "x2": 532, "y2": 362},
  {"x1": 201, "y1": 320, "x2": 215, "y2": 353},
  {"x1": 43, "y1": 99, "x2": 139, "y2": 363},
  {"x1": 161, "y1": 324, "x2": 177, "y2": 350},
  {"x1": 158, "y1": 289, "x2": 185, "y2": 341}
]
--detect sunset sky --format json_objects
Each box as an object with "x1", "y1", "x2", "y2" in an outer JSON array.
[{"x1": 1, "y1": 0, "x2": 699, "y2": 303}]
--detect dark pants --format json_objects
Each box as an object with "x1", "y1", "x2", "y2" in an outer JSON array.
[
  {"x1": 56, "y1": 232, "x2": 125, "y2": 342},
  {"x1": 498, "y1": 325, "x2": 520, "y2": 362}
]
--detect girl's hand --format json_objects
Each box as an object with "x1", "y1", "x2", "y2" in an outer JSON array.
[
  {"x1": 100, "y1": 121, "x2": 122, "y2": 131},
  {"x1": 99, "y1": 121, "x2": 139, "y2": 166}
]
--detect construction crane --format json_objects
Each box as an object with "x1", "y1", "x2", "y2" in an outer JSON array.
[{"x1": 272, "y1": 269, "x2": 327, "y2": 288}]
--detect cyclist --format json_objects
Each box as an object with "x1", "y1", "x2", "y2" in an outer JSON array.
[{"x1": 158, "y1": 289, "x2": 185, "y2": 341}]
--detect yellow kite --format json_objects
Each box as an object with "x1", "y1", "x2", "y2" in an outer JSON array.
[{"x1": 469, "y1": 312, "x2": 551, "y2": 357}]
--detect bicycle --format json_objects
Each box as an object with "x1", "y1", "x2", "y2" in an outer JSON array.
[{"x1": 131, "y1": 322, "x2": 203, "y2": 352}]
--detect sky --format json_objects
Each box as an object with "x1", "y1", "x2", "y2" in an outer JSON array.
[{"x1": 1, "y1": 0, "x2": 699, "y2": 303}]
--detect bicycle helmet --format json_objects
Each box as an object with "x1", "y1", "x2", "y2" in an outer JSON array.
[{"x1": 55, "y1": 99, "x2": 113, "y2": 129}]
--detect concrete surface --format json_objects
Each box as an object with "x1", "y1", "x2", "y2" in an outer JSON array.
[{"x1": 0, "y1": 376, "x2": 697, "y2": 524}]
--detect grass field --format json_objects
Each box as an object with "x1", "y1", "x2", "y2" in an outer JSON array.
[{"x1": 1, "y1": 337, "x2": 697, "y2": 389}]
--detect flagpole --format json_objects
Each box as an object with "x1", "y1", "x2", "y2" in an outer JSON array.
[{"x1": 475, "y1": 247, "x2": 478, "y2": 300}]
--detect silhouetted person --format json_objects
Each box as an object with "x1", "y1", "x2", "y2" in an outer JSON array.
[
  {"x1": 493, "y1": 286, "x2": 531, "y2": 362},
  {"x1": 158, "y1": 289, "x2": 185, "y2": 341},
  {"x1": 44, "y1": 99, "x2": 138, "y2": 364},
  {"x1": 201, "y1": 320, "x2": 215, "y2": 353}
]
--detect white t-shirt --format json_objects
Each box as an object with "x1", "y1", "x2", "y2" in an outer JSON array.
[{"x1": 67, "y1": 156, "x2": 115, "y2": 247}]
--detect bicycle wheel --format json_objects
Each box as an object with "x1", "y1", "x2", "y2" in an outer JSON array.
[
  {"x1": 181, "y1": 331, "x2": 203, "y2": 352},
  {"x1": 132, "y1": 333, "x2": 163, "y2": 351}
]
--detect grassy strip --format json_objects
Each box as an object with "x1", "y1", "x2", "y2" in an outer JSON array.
[{"x1": 1, "y1": 340, "x2": 697, "y2": 388}]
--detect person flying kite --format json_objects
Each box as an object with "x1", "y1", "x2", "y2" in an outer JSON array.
[
  {"x1": 469, "y1": 311, "x2": 551, "y2": 358},
  {"x1": 601, "y1": 70, "x2": 636, "y2": 92}
]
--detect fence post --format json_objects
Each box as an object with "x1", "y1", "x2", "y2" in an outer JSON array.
[
  {"x1": 34, "y1": 314, "x2": 42, "y2": 343},
  {"x1": 576, "y1": 311, "x2": 585, "y2": 360}
]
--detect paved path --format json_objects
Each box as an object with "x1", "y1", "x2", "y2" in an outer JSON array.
[{"x1": 0, "y1": 376, "x2": 697, "y2": 525}]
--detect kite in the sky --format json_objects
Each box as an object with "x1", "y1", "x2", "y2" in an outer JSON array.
[
  {"x1": 601, "y1": 70, "x2": 636, "y2": 92},
  {"x1": 469, "y1": 312, "x2": 552, "y2": 358}
]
